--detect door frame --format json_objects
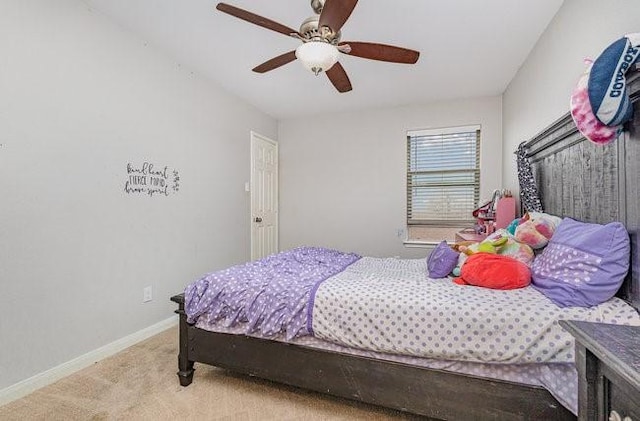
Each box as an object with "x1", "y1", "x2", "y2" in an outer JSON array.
[{"x1": 250, "y1": 131, "x2": 279, "y2": 260}]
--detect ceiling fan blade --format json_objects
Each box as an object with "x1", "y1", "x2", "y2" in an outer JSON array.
[
  {"x1": 318, "y1": 0, "x2": 358, "y2": 33},
  {"x1": 216, "y1": 3, "x2": 300, "y2": 37},
  {"x1": 325, "y1": 62, "x2": 352, "y2": 93},
  {"x1": 340, "y1": 41, "x2": 420, "y2": 64},
  {"x1": 252, "y1": 51, "x2": 297, "y2": 73}
]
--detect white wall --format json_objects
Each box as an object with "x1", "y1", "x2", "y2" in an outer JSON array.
[
  {"x1": 0, "y1": 0, "x2": 276, "y2": 390},
  {"x1": 278, "y1": 97, "x2": 502, "y2": 258},
  {"x1": 503, "y1": 0, "x2": 640, "y2": 197}
]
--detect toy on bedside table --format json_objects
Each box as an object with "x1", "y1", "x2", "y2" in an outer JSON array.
[{"x1": 472, "y1": 189, "x2": 516, "y2": 235}]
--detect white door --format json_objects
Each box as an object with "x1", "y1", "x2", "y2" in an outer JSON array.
[{"x1": 251, "y1": 132, "x2": 278, "y2": 260}]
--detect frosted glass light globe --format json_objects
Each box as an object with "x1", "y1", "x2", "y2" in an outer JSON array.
[{"x1": 295, "y1": 41, "x2": 339, "y2": 76}]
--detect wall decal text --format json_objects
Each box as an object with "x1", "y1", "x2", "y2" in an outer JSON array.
[{"x1": 124, "y1": 162, "x2": 180, "y2": 197}]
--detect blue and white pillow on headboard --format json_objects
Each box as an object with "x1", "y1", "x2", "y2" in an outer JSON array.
[{"x1": 588, "y1": 33, "x2": 640, "y2": 127}]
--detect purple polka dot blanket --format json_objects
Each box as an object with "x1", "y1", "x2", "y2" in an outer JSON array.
[
  {"x1": 184, "y1": 247, "x2": 361, "y2": 341},
  {"x1": 186, "y1": 250, "x2": 640, "y2": 364},
  {"x1": 310, "y1": 257, "x2": 640, "y2": 364}
]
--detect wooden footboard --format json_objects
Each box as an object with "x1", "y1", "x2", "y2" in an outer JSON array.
[{"x1": 170, "y1": 294, "x2": 574, "y2": 420}]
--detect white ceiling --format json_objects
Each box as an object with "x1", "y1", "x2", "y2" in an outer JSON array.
[{"x1": 83, "y1": 0, "x2": 564, "y2": 119}]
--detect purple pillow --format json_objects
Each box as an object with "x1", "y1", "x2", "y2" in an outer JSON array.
[
  {"x1": 531, "y1": 218, "x2": 630, "y2": 307},
  {"x1": 427, "y1": 241, "x2": 459, "y2": 278}
]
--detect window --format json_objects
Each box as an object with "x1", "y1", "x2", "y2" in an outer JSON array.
[{"x1": 406, "y1": 125, "x2": 480, "y2": 242}]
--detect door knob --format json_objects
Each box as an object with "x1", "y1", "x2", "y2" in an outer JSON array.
[{"x1": 254, "y1": 217, "x2": 263, "y2": 223}]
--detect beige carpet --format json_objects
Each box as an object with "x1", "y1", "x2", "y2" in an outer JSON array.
[{"x1": 0, "y1": 327, "x2": 426, "y2": 420}]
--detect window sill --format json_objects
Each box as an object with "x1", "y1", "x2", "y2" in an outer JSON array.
[
  {"x1": 403, "y1": 240, "x2": 439, "y2": 248},
  {"x1": 406, "y1": 225, "x2": 469, "y2": 244}
]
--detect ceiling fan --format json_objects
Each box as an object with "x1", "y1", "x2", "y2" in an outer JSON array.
[{"x1": 216, "y1": 0, "x2": 420, "y2": 93}]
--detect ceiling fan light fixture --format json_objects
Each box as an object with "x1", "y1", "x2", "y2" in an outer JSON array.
[{"x1": 295, "y1": 41, "x2": 339, "y2": 76}]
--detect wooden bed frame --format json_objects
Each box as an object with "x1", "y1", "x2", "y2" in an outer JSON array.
[{"x1": 171, "y1": 73, "x2": 640, "y2": 420}]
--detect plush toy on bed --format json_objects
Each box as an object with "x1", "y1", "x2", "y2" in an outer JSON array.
[
  {"x1": 454, "y1": 252, "x2": 532, "y2": 290},
  {"x1": 451, "y1": 238, "x2": 504, "y2": 277},
  {"x1": 427, "y1": 239, "x2": 501, "y2": 279},
  {"x1": 457, "y1": 236, "x2": 507, "y2": 255},
  {"x1": 490, "y1": 231, "x2": 535, "y2": 265},
  {"x1": 426, "y1": 240, "x2": 460, "y2": 278},
  {"x1": 432, "y1": 214, "x2": 558, "y2": 279},
  {"x1": 453, "y1": 211, "x2": 562, "y2": 277},
  {"x1": 451, "y1": 230, "x2": 536, "y2": 288},
  {"x1": 513, "y1": 212, "x2": 563, "y2": 249},
  {"x1": 451, "y1": 230, "x2": 535, "y2": 277}
]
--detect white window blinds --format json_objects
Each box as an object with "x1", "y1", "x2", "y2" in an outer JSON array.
[{"x1": 407, "y1": 126, "x2": 480, "y2": 226}]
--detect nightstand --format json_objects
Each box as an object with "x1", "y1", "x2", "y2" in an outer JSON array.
[{"x1": 560, "y1": 320, "x2": 640, "y2": 421}]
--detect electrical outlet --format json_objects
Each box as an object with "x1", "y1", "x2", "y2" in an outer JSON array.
[{"x1": 143, "y1": 286, "x2": 152, "y2": 303}]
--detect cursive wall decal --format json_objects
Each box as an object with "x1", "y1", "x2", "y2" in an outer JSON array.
[{"x1": 124, "y1": 162, "x2": 180, "y2": 197}]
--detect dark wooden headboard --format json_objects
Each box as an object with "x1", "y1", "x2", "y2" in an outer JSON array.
[{"x1": 521, "y1": 71, "x2": 640, "y2": 312}]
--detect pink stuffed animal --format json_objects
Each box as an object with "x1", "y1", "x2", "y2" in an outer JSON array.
[{"x1": 514, "y1": 212, "x2": 562, "y2": 250}]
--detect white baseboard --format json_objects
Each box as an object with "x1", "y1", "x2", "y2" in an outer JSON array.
[{"x1": 0, "y1": 315, "x2": 178, "y2": 407}]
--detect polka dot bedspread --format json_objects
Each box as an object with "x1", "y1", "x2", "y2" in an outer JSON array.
[
  {"x1": 187, "y1": 249, "x2": 640, "y2": 415},
  {"x1": 311, "y1": 257, "x2": 640, "y2": 364}
]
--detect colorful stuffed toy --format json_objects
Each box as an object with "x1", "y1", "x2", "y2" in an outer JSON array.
[
  {"x1": 506, "y1": 217, "x2": 522, "y2": 235},
  {"x1": 491, "y1": 234, "x2": 535, "y2": 265},
  {"x1": 451, "y1": 229, "x2": 536, "y2": 277},
  {"x1": 427, "y1": 240, "x2": 460, "y2": 278},
  {"x1": 447, "y1": 214, "x2": 560, "y2": 278},
  {"x1": 514, "y1": 212, "x2": 563, "y2": 249},
  {"x1": 458, "y1": 236, "x2": 507, "y2": 255},
  {"x1": 454, "y1": 253, "x2": 531, "y2": 290}
]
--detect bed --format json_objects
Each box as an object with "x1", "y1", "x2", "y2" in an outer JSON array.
[{"x1": 171, "y1": 73, "x2": 640, "y2": 420}]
